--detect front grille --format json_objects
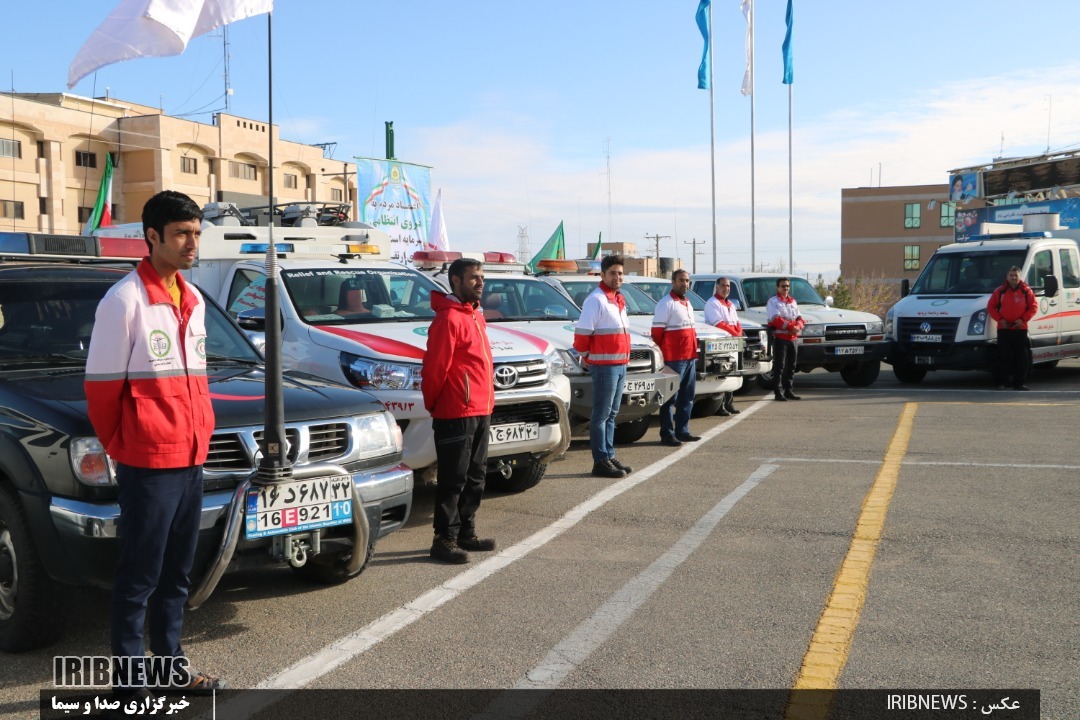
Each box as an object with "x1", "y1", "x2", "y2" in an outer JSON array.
[
  {"x1": 628, "y1": 348, "x2": 655, "y2": 374},
  {"x1": 493, "y1": 357, "x2": 548, "y2": 391},
  {"x1": 825, "y1": 324, "x2": 868, "y2": 342},
  {"x1": 254, "y1": 427, "x2": 301, "y2": 464},
  {"x1": 204, "y1": 420, "x2": 356, "y2": 476},
  {"x1": 897, "y1": 317, "x2": 961, "y2": 354},
  {"x1": 205, "y1": 434, "x2": 249, "y2": 472},
  {"x1": 307, "y1": 423, "x2": 350, "y2": 461},
  {"x1": 491, "y1": 400, "x2": 560, "y2": 426}
]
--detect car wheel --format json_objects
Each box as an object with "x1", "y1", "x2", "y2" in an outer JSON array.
[
  {"x1": 755, "y1": 369, "x2": 778, "y2": 390},
  {"x1": 892, "y1": 365, "x2": 928, "y2": 384},
  {"x1": 691, "y1": 395, "x2": 725, "y2": 417},
  {"x1": 613, "y1": 416, "x2": 650, "y2": 445},
  {"x1": 487, "y1": 462, "x2": 546, "y2": 494},
  {"x1": 840, "y1": 360, "x2": 881, "y2": 387},
  {"x1": 0, "y1": 484, "x2": 62, "y2": 652}
]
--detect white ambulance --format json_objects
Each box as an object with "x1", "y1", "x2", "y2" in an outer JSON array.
[
  {"x1": 414, "y1": 254, "x2": 679, "y2": 445},
  {"x1": 885, "y1": 212, "x2": 1080, "y2": 382},
  {"x1": 184, "y1": 207, "x2": 571, "y2": 493}
]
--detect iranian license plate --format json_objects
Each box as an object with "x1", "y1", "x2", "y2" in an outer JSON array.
[
  {"x1": 915, "y1": 356, "x2": 935, "y2": 365},
  {"x1": 743, "y1": 359, "x2": 759, "y2": 369},
  {"x1": 834, "y1": 346, "x2": 864, "y2": 356},
  {"x1": 244, "y1": 475, "x2": 354, "y2": 540},
  {"x1": 706, "y1": 339, "x2": 741, "y2": 353},
  {"x1": 624, "y1": 379, "x2": 656, "y2": 393},
  {"x1": 910, "y1": 334, "x2": 942, "y2": 343},
  {"x1": 490, "y1": 422, "x2": 540, "y2": 444}
]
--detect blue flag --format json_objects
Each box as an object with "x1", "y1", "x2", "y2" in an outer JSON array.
[
  {"x1": 696, "y1": 0, "x2": 711, "y2": 89},
  {"x1": 782, "y1": 0, "x2": 794, "y2": 84}
]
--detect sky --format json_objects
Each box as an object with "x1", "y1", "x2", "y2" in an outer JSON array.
[{"x1": 6, "y1": 0, "x2": 1080, "y2": 277}]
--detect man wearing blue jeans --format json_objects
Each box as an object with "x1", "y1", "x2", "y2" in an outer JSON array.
[
  {"x1": 651, "y1": 269, "x2": 700, "y2": 446},
  {"x1": 575, "y1": 255, "x2": 633, "y2": 479}
]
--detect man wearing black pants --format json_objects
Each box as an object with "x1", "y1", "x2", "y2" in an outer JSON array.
[
  {"x1": 422, "y1": 258, "x2": 497, "y2": 564},
  {"x1": 766, "y1": 277, "x2": 805, "y2": 401},
  {"x1": 988, "y1": 266, "x2": 1038, "y2": 390}
]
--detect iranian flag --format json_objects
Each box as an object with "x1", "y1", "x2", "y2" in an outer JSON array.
[{"x1": 83, "y1": 152, "x2": 114, "y2": 234}]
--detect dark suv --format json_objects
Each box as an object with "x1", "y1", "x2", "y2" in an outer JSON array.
[{"x1": 0, "y1": 234, "x2": 413, "y2": 651}]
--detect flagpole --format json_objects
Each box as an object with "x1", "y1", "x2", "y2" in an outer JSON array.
[
  {"x1": 258, "y1": 10, "x2": 290, "y2": 481},
  {"x1": 708, "y1": 2, "x2": 717, "y2": 273},
  {"x1": 787, "y1": 83, "x2": 793, "y2": 275},
  {"x1": 749, "y1": 0, "x2": 756, "y2": 271}
]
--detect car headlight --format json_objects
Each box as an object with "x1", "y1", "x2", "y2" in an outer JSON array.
[
  {"x1": 354, "y1": 411, "x2": 402, "y2": 458},
  {"x1": 968, "y1": 309, "x2": 988, "y2": 336},
  {"x1": 866, "y1": 321, "x2": 884, "y2": 335},
  {"x1": 801, "y1": 324, "x2": 825, "y2": 337},
  {"x1": 555, "y1": 348, "x2": 586, "y2": 375},
  {"x1": 340, "y1": 352, "x2": 422, "y2": 390},
  {"x1": 70, "y1": 437, "x2": 116, "y2": 486}
]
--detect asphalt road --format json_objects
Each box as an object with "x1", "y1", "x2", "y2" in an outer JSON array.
[{"x1": 4, "y1": 361, "x2": 1078, "y2": 720}]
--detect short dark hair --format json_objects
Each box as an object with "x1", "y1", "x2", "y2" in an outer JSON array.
[
  {"x1": 775, "y1": 277, "x2": 790, "y2": 288},
  {"x1": 671, "y1": 269, "x2": 689, "y2": 282},
  {"x1": 600, "y1": 254, "x2": 624, "y2": 273},
  {"x1": 714, "y1": 276, "x2": 731, "y2": 286},
  {"x1": 447, "y1": 257, "x2": 483, "y2": 288},
  {"x1": 142, "y1": 190, "x2": 202, "y2": 251},
  {"x1": 1008, "y1": 265, "x2": 1022, "y2": 274}
]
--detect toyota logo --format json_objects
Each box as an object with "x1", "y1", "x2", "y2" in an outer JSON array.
[
  {"x1": 493, "y1": 365, "x2": 519, "y2": 389},
  {"x1": 919, "y1": 322, "x2": 932, "y2": 334}
]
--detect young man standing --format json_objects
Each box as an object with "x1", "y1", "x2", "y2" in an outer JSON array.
[
  {"x1": 651, "y1": 269, "x2": 700, "y2": 446},
  {"x1": 703, "y1": 276, "x2": 743, "y2": 416},
  {"x1": 85, "y1": 190, "x2": 224, "y2": 699},
  {"x1": 766, "y1": 277, "x2": 805, "y2": 401},
  {"x1": 422, "y1": 258, "x2": 498, "y2": 564},
  {"x1": 987, "y1": 266, "x2": 1038, "y2": 390},
  {"x1": 574, "y1": 255, "x2": 633, "y2": 478}
]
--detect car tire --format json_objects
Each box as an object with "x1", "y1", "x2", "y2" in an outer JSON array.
[
  {"x1": 755, "y1": 369, "x2": 778, "y2": 391},
  {"x1": 291, "y1": 538, "x2": 375, "y2": 585},
  {"x1": 613, "y1": 416, "x2": 650, "y2": 445},
  {"x1": 0, "y1": 484, "x2": 62, "y2": 652},
  {"x1": 487, "y1": 461, "x2": 546, "y2": 494},
  {"x1": 840, "y1": 360, "x2": 881, "y2": 387},
  {"x1": 892, "y1": 365, "x2": 928, "y2": 384},
  {"x1": 691, "y1": 395, "x2": 725, "y2": 417}
]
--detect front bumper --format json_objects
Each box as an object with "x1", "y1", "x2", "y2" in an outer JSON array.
[
  {"x1": 794, "y1": 340, "x2": 890, "y2": 368},
  {"x1": 886, "y1": 339, "x2": 995, "y2": 371},
  {"x1": 568, "y1": 366, "x2": 680, "y2": 424},
  {"x1": 46, "y1": 461, "x2": 413, "y2": 590}
]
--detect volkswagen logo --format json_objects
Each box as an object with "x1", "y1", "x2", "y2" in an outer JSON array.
[
  {"x1": 493, "y1": 364, "x2": 519, "y2": 389},
  {"x1": 919, "y1": 322, "x2": 932, "y2": 334}
]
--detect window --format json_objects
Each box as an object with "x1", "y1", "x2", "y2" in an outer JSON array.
[
  {"x1": 181, "y1": 156, "x2": 198, "y2": 174},
  {"x1": 330, "y1": 188, "x2": 343, "y2": 202},
  {"x1": 1026, "y1": 250, "x2": 1054, "y2": 292},
  {"x1": 1058, "y1": 248, "x2": 1079, "y2": 289},
  {"x1": 904, "y1": 203, "x2": 921, "y2": 229},
  {"x1": 36, "y1": 141, "x2": 45, "y2": 159},
  {"x1": 903, "y1": 245, "x2": 921, "y2": 271},
  {"x1": 78, "y1": 206, "x2": 94, "y2": 223},
  {"x1": 38, "y1": 197, "x2": 47, "y2": 215},
  {"x1": 229, "y1": 161, "x2": 257, "y2": 180},
  {"x1": 75, "y1": 151, "x2": 97, "y2": 168},
  {"x1": 1, "y1": 200, "x2": 25, "y2": 219},
  {"x1": 284, "y1": 173, "x2": 298, "y2": 189},
  {"x1": 0, "y1": 139, "x2": 21, "y2": 159},
  {"x1": 939, "y1": 202, "x2": 956, "y2": 228}
]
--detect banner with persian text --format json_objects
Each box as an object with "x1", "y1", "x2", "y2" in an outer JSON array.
[{"x1": 354, "y1": 158, "x2": 432, "y2": 263}]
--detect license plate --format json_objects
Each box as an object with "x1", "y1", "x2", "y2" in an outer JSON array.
[
  {"x1": 915, "y1": 356, "x2": 935, "y2": 365},
  {"x1": 706, "y1": 339, "x2": 741, "y2": 353},
  {"x1": 624, "y1": 379, "x2": 656, "y2": 393},
  {"x1": 244, "y1": 475, "x2": 354, "y2": 540},
  {"x1": 490, "y1": 422, "x2": 540, "y2": 444},
  {"x1": 743, "y1": 359, "x2": 759, "y2": 369},
  {"x1": 834, "y1": 346, "x2": 864, "y2": 356},
  {"x1": 910, "y1": 334, "x2": 942, "y2": 343}
]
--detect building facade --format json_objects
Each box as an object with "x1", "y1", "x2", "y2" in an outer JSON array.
[{"x1": 0, "y1": 92, "x2": 356, "y2": 234}]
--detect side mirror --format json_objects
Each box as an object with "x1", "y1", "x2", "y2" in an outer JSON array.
[
  {"x1": 235, "y1": 307, "x2": 266, "y2": 331},
  {"x1": 824, "y1": 296, "x2": 834, "y2": 307},
  {"x1": 900, "y1": 278, "x2": 910, "y2": 298},
  {"x1": 1044, "y1": 274, "x2": 1059, "y2": 298},
  {"x1": 730, "y1": 298, "x2": 743, "y2": 311}
]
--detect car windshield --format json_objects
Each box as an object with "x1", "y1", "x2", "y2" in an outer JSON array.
[
  {"x1": 741, "y1": 277, "x2": 824, "y2": 307},
  {"x1": 480, "y1": 277, "x2": 580, "y2": 321},
  {"x1": 267, "y1": 267, "x2": 442, "y2": 325},
  {"x1": 910, "y1": 249, "x2": 1027, "y2": 295},
  {"x1": 557, "y1": 280, "x2": 655, "y2": 315}
]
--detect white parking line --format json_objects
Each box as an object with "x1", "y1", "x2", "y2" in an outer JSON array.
[
  {"x1": 758, "y1": 456, "x2": 1080, "y2": 470},
  {"x1": 209, "y1": 397, "x2": 774, "y2": 717}
]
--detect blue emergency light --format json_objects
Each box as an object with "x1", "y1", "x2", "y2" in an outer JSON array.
[
  {"x1": 240, "y1": 242, "x2": 295, "y2": 254},
  {"x1": 962, "y1": 231, "x2": 1050, "y2": 243}
]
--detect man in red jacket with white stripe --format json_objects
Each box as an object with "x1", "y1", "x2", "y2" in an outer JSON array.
[
  {"x1": 652, "y1": 269, "x2": 700, "y2": 446},
  {"x1": 703, "y1": 276, "x2": 743, "y2": 416},
  {"x1": 987, "y1": 266, "x2": 1038, "y2": 391},
  {"x1": 422, "y1": 258, "x2": 497, "y2": 563}
]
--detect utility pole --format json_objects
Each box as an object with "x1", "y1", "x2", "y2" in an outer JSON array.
[
  {"x1": 643, "y1": 233, "x2": 670, "y2": 277},
  {"x1": 683, "y1": 237, "x2": 705, "y2": 274}
]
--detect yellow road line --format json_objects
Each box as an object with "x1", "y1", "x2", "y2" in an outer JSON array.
[{"x1": 785, "y1": 402, "x2": 918, "y2": 720}]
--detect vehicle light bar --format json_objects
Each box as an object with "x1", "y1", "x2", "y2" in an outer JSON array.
[
  {"x1": 962, "y1": 230, "x2": 1050, "y2": 242},
  {"x1": 0, "y1": 231, "x2": 144, "y2": 260},
  {"x1": 240, "y1": 242, "x2": 295, "y2": 254},
  {"x1": 98, "y1": 236, "x2": 147, "y2": 259},
  {"x1": 345, "y1": 243, "x2": 381, "y2": 254},
  {"x1": 536, "y1": 259, "x2": 579, "y2": 273}
]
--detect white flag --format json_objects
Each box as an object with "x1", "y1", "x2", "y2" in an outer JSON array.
[
  {"x1": 740, "y1": 0, "x2": 753, "y2": 96},
  {"x1": 427, "y1": 188, "x2": 450, "y2": 251},
  {"x1": 68, "y1": 0, "x2": 273, "y2": 89}
]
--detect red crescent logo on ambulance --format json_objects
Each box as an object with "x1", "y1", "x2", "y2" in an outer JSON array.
[{"x1": 317, "y1": 326, "x2": 427, "y2": 360}]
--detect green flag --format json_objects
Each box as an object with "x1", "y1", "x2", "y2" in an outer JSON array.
[
  {"x1": 591, "y1": 232, "x2": 603, "y2": 260},
  {"x1": 527, "y1": 221, "x2": 566, "y2": 273}
]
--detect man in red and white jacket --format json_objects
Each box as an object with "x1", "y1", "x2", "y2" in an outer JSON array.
[
  {"x1": 574, "y1": 255, "x2": 633, "y2": 478},
  {"x1": 766, "y1": 277, "x2": 805, "y2": 401},
  {"x1": 987, "y1": 265, "x2": 1038, "y2": 390},
  {"x1": 703, "y1": 276, "x2": 743, "y2": 416},
  {"x1": 422, "y1": 258, "x2": 497, "y2": 563},
  {"x1": 84, "y1": 190, "x2": 223, "y2": 698},
  {"x1": 652, "y1": 269, "x2": 700, "y2": 446}
]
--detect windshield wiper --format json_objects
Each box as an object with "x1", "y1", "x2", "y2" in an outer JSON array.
[{"x1": 206, "y1": 353, "x2": 260, "y2": 365}]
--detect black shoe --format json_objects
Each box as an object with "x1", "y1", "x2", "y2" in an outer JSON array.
[
  {"x1": 676, "y1": 434, "x2": 701, "y2": 442},
  {"x1": 996, "y1": 384, "x2": 1007, "y2": 390},
  {"x1": 659, "y1": 435, "x2": 683, "y2": 447},
  {"x1": 458, "y1": 534, "x2": 497, "y2": 552},
  {"x1": 430, "y1": 536, "x2": 470, "y2": 564},
  {"x1": 611, "y1": 458, "x2": 634, "y2": 474},
  {"x1": 783, "y1": 391, "x2": 802, "y2": 400},
  {"x1": 1014, "y1": 385, "x2": 1030, "y2": 391},
  {"x1": 724, "y1": 400, "x2": 741, "y2": 414},
  {"x1": 592, "y1": 459, "x2": 626, "y2": 478},
  {"x1": 716, "y1": 406, "x2": 731, "y2": 417},
  {"x1": 774, "y1": 393, "x2": 787, "y2": 401}
]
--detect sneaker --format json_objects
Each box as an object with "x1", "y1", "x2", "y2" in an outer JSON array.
[
  {"x1": 592, "y1": 459, "x2": 626, "y2": 478},
  {"x1": 458, "y1": 534, "x2": 497, "y2": 552},
  {"x1": 659, "y1": 435, "x2": 683, "y2": 447},
  {"x1": 675, "y1": 434, "x2": 701, "y2": 442},
  {"x1": 430, "y1": 536, "x2": 470, "y2": 564},
  {"x1": 783, "y1": 391, "x2": 802, "y2": 400},
  {"x1": 611, "y1": 458, "x2": 633, "y2": 474},
  {"x1": 174, "y1": 670, "x2": 226, "y2": 696}
]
